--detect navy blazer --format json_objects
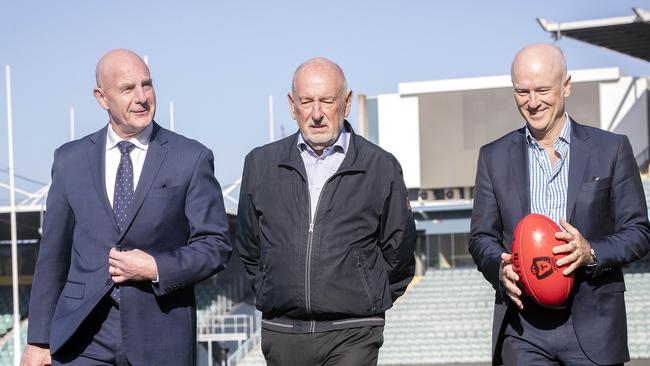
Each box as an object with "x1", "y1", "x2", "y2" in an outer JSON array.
[
  {"x1": 27, "y1": 123, "x2": 232, "y2": 365},
  {"x1": 469, "y1": 119, "x2": 650, "y2": 365}
]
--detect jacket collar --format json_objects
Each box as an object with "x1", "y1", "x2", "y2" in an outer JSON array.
[
  {"x1": 509, "y1": 126, "x2": 529, "y2": 217},
  {"x1": 566, "y1": 118, "x2": 591, "y2": 221},
  {"x1": 279, "y1": 120, "x2": 366, "y2": 179}
]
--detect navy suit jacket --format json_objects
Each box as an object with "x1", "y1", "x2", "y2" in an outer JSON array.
[
  {"x1": 469, "y1": 119, "x2": 650, "y2": 365},
  {"x1": 27, "y1": 122, "x2": 232, "y2": 365}
]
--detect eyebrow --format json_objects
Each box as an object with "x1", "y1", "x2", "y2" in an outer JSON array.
[
  {"x1": 298, "y1": 95, "x2": 337, "y2": 101},
  {"x1": 118, "y1": 78, "x2": 153, "y2": 90}
]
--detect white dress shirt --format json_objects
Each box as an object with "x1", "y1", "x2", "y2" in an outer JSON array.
[{"x1": 105, "y1": 123, "x2": 152, "y2": 207}]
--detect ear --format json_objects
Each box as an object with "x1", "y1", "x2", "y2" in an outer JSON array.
[
  {"x1": 343, "y1": 90, "x2": 353, "y2": 118},
  {"x1": 287, "y1": 92, "x2": 297, "y2": 120},
  {"x1": 563, "y1": 74, "x2": 572, "y2": 97},
  {"x1": 93, "y1": 87, "x2": 109, "y2": 111}
]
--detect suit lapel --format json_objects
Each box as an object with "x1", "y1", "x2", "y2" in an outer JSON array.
[
  {"x1": 87, "y1": 126, "x2": 120, "y2": 233},
  {"x1": 117, "y1": 123, "x2": 168, "y2": 241},
  {"x1": 509, "y1": 128, "x2": 529, "y2": 217},
  {"x1": 566, "y1": 120, "x2": 591, "y2": 221}
]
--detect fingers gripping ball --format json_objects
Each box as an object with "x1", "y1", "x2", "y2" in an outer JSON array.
[{"x1": 511, "y1": 214, "x2": 574, "y2": 308}]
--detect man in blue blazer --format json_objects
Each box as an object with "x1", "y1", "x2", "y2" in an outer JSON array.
[
  {"x1": 21, "y1": 49, "x2": 231, "y2": 366},
  {"x1": 469, "y1": 44, "x2": 650, "y2": 365}
]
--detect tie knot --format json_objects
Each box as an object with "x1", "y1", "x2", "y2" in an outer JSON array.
[{"x1": 116, "y1": 141, "x2": 136, "y2": 155}]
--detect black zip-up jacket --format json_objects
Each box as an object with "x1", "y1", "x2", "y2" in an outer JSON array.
[{"x1": 236, "y1": 122, "x2": 416, "y2": 333}]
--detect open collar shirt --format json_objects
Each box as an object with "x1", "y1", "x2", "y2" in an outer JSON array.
[
  {"x1": 297, "y1": 128, "x2": 349, "y2": 221},
  {"x1": 526, "y1": 116, "x2": 572, "y2": 226}
]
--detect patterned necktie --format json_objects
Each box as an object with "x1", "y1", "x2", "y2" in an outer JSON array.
[
  {"x1": 113, "y1": 141, "x2": 136, "y2": 231},
  {"x1": 110, "y1": 141, "x2": 135, "y2": 305}
]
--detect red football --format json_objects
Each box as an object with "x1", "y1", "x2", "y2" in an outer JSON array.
[{"x1": 511, "y1": 214, "x2": 574, "y2": 308}]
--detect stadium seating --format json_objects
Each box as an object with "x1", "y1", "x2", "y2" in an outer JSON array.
[
  {"x1": 0, "y1": 286, "x2": 30, "y2": 337},
  {"x1": 196, "y1": 280, "x2": 227, "y2": 318},
  {"x1": 625, "y1": 271, "x2": 650, "y2": 359},
  {"x1": 0, "y1": 286, "x2": 30, "y2": 364},
  {"x1": 378, "y1": 268, "x2": 493, "y2": 365},
  {"x1": 195, "y1": 278, "x2": 246, "y2": 319},
  {"x1": 0, "y1": 322, "x2": 27, "y2": 365}
]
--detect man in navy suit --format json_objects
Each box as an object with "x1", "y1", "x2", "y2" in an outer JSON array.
[
  {"x1": 469, "y1": 44, "x2": 650, "y2": 365},
  {"x1": 21, "y1": 49, "x2": 231, "y2": 365}
]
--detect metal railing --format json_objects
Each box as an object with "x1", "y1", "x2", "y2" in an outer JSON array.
[
  {"x1": 226, "y1": 313, "x2": 262, "y2": 366},
  {"x1": 197, "y1": 314, "x2": 255, "y2": 342},
  {"x1": 197, "y1": 313, "x2": 260, "y2": 366}
]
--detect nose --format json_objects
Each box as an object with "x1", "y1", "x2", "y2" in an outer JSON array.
[
  {"x1": 134, "y1": 84, "x2": 147, "y2": 104},
  {"x1": 311, "y1": 100, "x2": 324, "y2": 122},
  {"x1": 527, "y1": 92, "x2": 540, "y2": 109}
]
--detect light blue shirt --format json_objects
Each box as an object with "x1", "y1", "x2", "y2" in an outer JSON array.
[
  {"x1": 526, "y1": 116, "x2": 571, "y2": 226},
  {"x1": 297, "y1": 128, "x2": 349, "y2": 221}
]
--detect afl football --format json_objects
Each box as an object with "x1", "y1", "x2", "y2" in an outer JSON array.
[{"x1": 511, "y1": 214, "x2": 574, "y2": 308}]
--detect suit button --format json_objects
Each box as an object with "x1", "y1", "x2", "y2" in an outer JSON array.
[{"x1": 106, "y1": 279, "x2": 113, "y2": 286}]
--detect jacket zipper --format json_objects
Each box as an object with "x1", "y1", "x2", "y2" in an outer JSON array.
[
  {"x1": 300, "y1": 166, "x2": 359, "y2": 333},
  {"x1": 306, "y1": 221, "x2": 315, "y2": 333},
  {"x1": 355, "y1": 250, "x2": 376, "y2": 312},
  {"x1": 305, "y1": 177, "x2": 329, "y2": 334},
  {"x1": 256, "y1": 263, "x2": 268, "y2": 307}
]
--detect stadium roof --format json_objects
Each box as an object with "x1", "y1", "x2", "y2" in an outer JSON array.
[{"x1": 537, "y1": 8, "x2": 650, "y2": 63}]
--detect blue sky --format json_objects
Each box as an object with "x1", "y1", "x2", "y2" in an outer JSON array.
[{"x1": 1, "y1": 1, "x2": 649, "y2": 204}]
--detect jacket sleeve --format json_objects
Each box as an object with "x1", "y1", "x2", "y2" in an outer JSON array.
[
  {"x1": 27, "y1": 149, "x2": 74, "y2": 345},
  {"x1": 468, "y1": 146, "x2": 506, "y2": 294},
  {"x1": 152, "y1": 148, "x2": 232, "y2": 295},
  {"x1": 234, "y1": 152, "x2": 261, "y2": 293},
  {"x1": 379, "y1": 157, "x2": 416, "y2": 302},
  {"x1": 587, "y1": 135, "x2": 650, "y2": 275}
]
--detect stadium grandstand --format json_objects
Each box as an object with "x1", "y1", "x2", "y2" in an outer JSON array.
[{"x1": 2, "y1": 8, "x2": 650, "y2": 366}]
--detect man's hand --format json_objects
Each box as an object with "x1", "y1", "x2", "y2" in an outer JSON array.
[
  {"x1": 500, "y1": 252, "x2": 523, "y2": 310},
  {"x1": 553, "y1": 218, "x2": 596, "y2": 276},
  {"x1": 20, "y1": 344, "x2": 51, "y2": 366},
  {"x1": 108, "y1": 248, "x2": 159, "y2": 283}
]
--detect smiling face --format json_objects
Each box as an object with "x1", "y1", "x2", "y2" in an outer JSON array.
[
  {"x1": 288, "y1": 58, "x2": 352, "y2": 155},
  {"x1": 511, "y1": 44, "x2": 571, "y2": 142},
  {"x1": 93, "y1": 49, "x2": 156, "y2": 139}
]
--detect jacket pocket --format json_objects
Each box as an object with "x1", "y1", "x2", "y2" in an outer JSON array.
[
  {"x1": 579, "y1": 176, "x2": 611, "y2": 192},
  {"x1": 355, "y1": 250, "x2": 377, "y2": 312},
  {"x1": 62, "y1": 280, "x2": 85, "y2": 299},
  {"x1": 256, "y1": 249, "x2": 269, "y2": 308}
]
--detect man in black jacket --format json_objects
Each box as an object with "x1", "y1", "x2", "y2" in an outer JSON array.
[{"x1": 236, "y1": 57, "x2": 416, "y2": 366}]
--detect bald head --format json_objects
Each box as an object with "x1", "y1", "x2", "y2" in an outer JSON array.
[
  {"x1": 95, "y1": 49, "x2": 149, "y2": 88},
  {"x1": 292, "y1": 57, "x2": 347, "y2": 98},
  {"x1": 93, "y1": 48, "x2": 156, "y2": 139},
  {"x1": 510, "y1": 44, "x2": 572, "y2": 143},
  {"x1": 511, "y1": 44, "x2": 567, "y2": 84},
  {"x1": 288, "y1": 57, "x2": 352, "y2": 155}
]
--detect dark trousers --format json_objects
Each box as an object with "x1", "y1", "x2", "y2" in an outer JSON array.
[
  {"x1": 52, "y1": 296, "x2": 130, "y2": 366},
  {"x1": 502, "y1": 302, "x2": 621, "y2": 366},
  {"x1": 261, "y1": 326, "x2": 384, "y2": 366}
]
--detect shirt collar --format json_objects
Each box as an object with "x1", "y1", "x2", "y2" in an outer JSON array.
[
  {"x1": 297, "y1": 126, "x2": 349, "y2": 157},
  {"x1": 106, "y1": 122, "x2": 153, "y2": 151},
  {"x1": 525, "y1": 113, "x2": 571, "y2": 148}
]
